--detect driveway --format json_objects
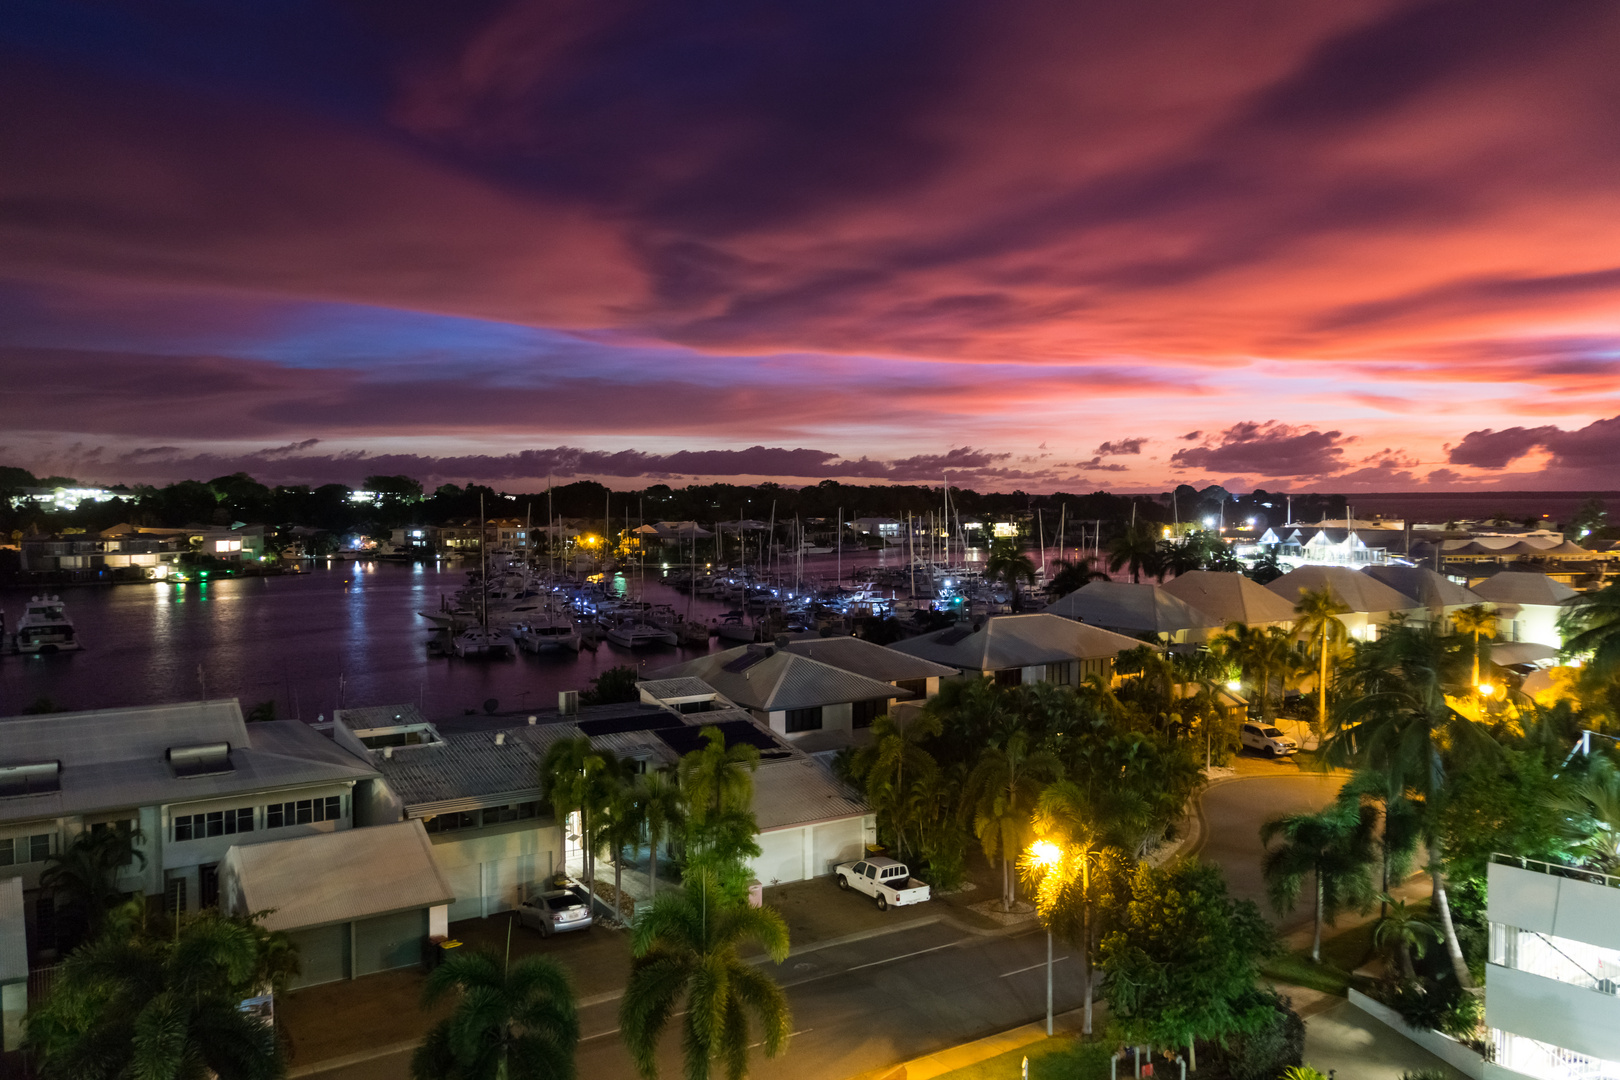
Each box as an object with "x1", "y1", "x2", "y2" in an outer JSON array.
[{"x1": 1192, "y1": 755, "x2": 1347, "y2": 933}]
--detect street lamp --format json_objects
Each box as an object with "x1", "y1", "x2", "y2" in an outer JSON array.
[{"x1": 1027, "y1": 840, "x2": 1061, "y2": 1035}]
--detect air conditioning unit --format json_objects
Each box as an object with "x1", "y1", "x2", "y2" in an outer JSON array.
[{"x1": 558, "y1": 690, "x2": 579, "y2": 716}]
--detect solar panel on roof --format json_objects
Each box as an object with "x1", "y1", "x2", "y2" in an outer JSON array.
[
  {"x1": 576, "y1": 714, "x2": 684, "y2": 737},
  {"x1": 721, "y1": 647, "x2": 775, "y2": 674},
  {"x1": 655, "y1": 721, "x2": 790, "y2": 758}
]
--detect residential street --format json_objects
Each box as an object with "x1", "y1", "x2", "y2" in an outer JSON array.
[{"x1": 302, "y1": 753, "x2": 1344, "y2": 1080}]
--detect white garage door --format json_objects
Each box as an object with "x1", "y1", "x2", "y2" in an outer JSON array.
[
  {"x1": 811, "y1": 819, "x2": 863, "y2": 878},
  {"x1": 752, "y1": 828, "x2": 805, "y2": 886}
]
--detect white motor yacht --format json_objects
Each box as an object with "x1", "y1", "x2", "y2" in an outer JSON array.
[
  {"x1": 512, "y1": 610, "x2": 582, "y2": 653},
  {"x1": 14, "y1": 595, "x2": 81, "y2": 654}
]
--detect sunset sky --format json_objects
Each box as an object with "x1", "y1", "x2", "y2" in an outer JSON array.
[{"x1": 4, "y1": 0, "x2": 1620, "y2": 493}]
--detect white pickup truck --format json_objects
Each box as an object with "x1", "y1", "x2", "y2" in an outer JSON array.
[{"x1": 834, "y1": 856, "x2": 931, "y2": 911}]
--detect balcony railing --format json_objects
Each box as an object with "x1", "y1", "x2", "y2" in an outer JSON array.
[{"x1": 1493, "y1": 853, "x2": 1620, "y2": 891}]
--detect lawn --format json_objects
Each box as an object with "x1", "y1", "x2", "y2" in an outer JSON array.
[
  {"x1": 929, "y1": 1038, "x2": 1116, "y2": 1080},
  {"x1": 1259, "y1": 910, "x2": 1386, "y2": 996}
]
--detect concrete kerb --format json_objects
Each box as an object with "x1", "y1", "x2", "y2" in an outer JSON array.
[{"x1": 847, "y1": 1006, "x2": 1093, "y2": 1080}]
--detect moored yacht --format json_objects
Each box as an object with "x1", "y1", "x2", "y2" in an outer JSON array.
[{"x1": 14, "y1": 595, "x2": 81, "y2": 654}]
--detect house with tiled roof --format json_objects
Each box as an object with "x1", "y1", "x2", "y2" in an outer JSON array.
[
  {"x1": 1043, "y1": 580, "x2": 1221, "y2": 645},
  {"x1": 888, "y1": 612, "x2": 1144, "y2": 687}
]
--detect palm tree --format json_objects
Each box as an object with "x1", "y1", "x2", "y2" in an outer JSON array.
[
  {"x1": 1549, "y1": 753, "x2": 1620, "y2": 871},
  {"x1": 601, "y1": 782, "x2": 647, "y2": 923},
  {"x1": 1260, "y1": 802, "x2": 1378, "y2": 963},
  {"x1": 1372, "y1": 895, "x2": 1439, "y2": 983},
  {"x1": 639, "y1": 770, "x2": 685, "y2": 898},
  {"x1": 1451, "y1": 603, "x2": 1498, "y2": 707},
  {"x1": 1246, "y1": 550, "x2": 1285, "y2": 585},
  {"x1": 413, "y1": 949, "x2": 579, "y2": 1080},
  {"x1": 679, "y1": 726, "x2": 760, "y2": 825},
  {"x1": 848, "y1": 711, "x2": 941, "y2": 859},
  {"x1": 1108, "y1": 523, "x2": 1163, "y2": 584},
  {"x1": 1293, "y1": 587, "x2": 1350, "y2": 735},
  {"x1": 1562, "y1": 579, "x2": 1620, "y2": 677},
  {"x1": 1044, "y1": 557, "x2": 1109, "y2": 600},
  {"x1": 27, "y1": 904, "x2": 291, "y2": 1080},
  {"x1": 39, "y1": 825, "x2": 146, "y2": 947},
  {"x1": 1337, "y1": 766, "x2": 1422, "y2": 915},
  {"x1": 541, "y1": 736, "x2": 615, "y2": 913},
  {"x1": 984, "y1": 539, "x2": 1038, "y2": 611},
  {"x1": 1025, "y1": 780, "x2": 1124, "y2": 1035},
  {"x1": 620, "y1": 870, "x2": 791, "y2": 1080},
  {"x1": 1321, "y1": 624, "x2": 1490, "y2": 987},
  {"x1": 965, "y1": 730, "x2": 1063, "y2": 911},
  {"x1": 1213, "y1": 622, "x2": 1295, "y2": 720}
]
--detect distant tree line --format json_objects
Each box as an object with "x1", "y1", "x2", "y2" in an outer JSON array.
[{"x1": 0, "y1": 464, "x2": 1349, "y2": 545}]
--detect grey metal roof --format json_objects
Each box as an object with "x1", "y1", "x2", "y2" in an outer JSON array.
[
  {"x1": 888, "y1": 613, "x2": 1145, "y2": 671},
  {"x1": 1043, "y1": 581, "x2": 1217, "y2": 634},
  {"x1": 0, "y1": 877, "x2": 25, "y2": 983},
  {"x1": 1160, "y1": 571, "x2": 1301, "y2": 626},
  {"x1": 779, "y1": 636, "x2": 956, "y2": 683},
  {"x1": 369, "y1": 723, "x2": 565, "y2": 814},
  {"x1": 1264, "y1": 566, "x2": 1420, "y2": 614},
  {"x1": 1470, "y1": 572, "x2": 1578, "y2": 607},
  {"x1": 0, "y1": 709, "x2": 377, "y2": 826},
  {"x1": 1363, "y1": 566, "x2": 1483, "y2": 611},
  {"x1": 751, "y1": 757, "x2": 868, "y2": 831},
  {"x1": 334, "y1": 704, "x2": 429, "y2": 730},
  {"x1": 638, "y1": 677, "x2": 721, "y2": 700},
  {"x1": 0, "y1": 699, "x2": 250, "y2": 767},
  {"x1": 650, "y1": 648, "x2": 905, "y2": 712},
  {"x1": 228, "y1": 820, "x2": 455, "y2": 932}
]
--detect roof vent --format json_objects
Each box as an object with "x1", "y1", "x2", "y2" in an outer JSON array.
[
  {"x1": 167, "y1": 742, "x2": 233, "y2": 778},
  {"x1": 495, "y1": 732, "x2": 507, "y2": 746},
  {"x1": 0, "y1": 761, "x2": 60, "y2": 798},
  {"x1": 528, "y1": 715, "x2": 538, "y2": 726},
  {"x1": 383, "y1": 745, "x2": 394, "y2": 760}
]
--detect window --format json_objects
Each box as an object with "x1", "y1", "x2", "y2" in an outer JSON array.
[
  {"x1": 1045, "y1": 662, "x2": 1074, "y2": 686},
  {"x1": 852, "y1": 698, "x2": 885, "y2": 729},
  {"x1": 173, "y1": 807, "x2": 253, "y2": 841},
  {"x1": 993, "y1": 668, "x2": 1022, "y2": 687},
  {"x1": 785, "y1": 706, "x2": 823, "y2": 733},
  {"x1": 893, "y1": 679, "x2": 927, "y2": 700},
  {"x1": 0, "y1": 833, "x2": 52, "y2": 866},
  {"x1": 265, "y1": 796, "x2": 342, "y2": 829}
]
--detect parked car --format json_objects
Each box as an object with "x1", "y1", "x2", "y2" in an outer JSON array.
[
  {"x1": 1240, "y1": 722, "x2": 1298, "y2": 757},
  {"x1": 834, "y1": 857, "x2": 931, "y2": 911},
  {"x1": 518, "y1": 880, "x2": 593, "y2": 937}
]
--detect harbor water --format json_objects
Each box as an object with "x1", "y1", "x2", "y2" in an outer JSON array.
[{"x1": 0, "y1": 550, "x2": 945, "y2": 720}]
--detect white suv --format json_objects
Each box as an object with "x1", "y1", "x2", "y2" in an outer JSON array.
[{"x1": 1241, "y1": 722, "x2": 1298, "y2": 757}]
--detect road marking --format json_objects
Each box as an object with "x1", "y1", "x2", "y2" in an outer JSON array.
[
  {"x1": 843, "y1": 939, "x2": 962, "y2": 973},
  {"x1": 584, "y1": 1008, "x2": 687, "y2": 1041},
  {"x1": 1000, "y1": 956, "x2": 1069, "y2": 978},
  {"x1": 750, "y1": 1028, "x2": 811, "y2": 1049}
]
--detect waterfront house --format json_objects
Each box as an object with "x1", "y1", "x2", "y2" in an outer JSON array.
[
  {"x1": 1265, "y1": 565, "x2": 1422, "y2": 641},
  {"x1": 887, "y1": 612, "x2": 1144, "y2": 687},
  {"x1": 220, "y1": 820, "x2": 453, "y2": 988},
  {"x1": 1362, "y1": 565, "x2": 1486, "y2": 631},
  {"x1": 1042, "y1": 580, "x2": 1220, "y2": 646},
  {"x1": 651, "y1": 644, "x2": 911, "y2": 741},
  {"x1": 778, "y1": 634, "x2": 957, "y2": 702},
  {"x1": 1469, "y1": 571, "x2": 1579, "y2": 648},
  {"x1": 0, "y1": 699, "x2": 379, "y2": 995},
  {"x1": 1159, "y1": 570, "x2": 1301, "y2": 631},
  {"x1": 339, "y1": 693, "x2": 871, "y2": 913}
]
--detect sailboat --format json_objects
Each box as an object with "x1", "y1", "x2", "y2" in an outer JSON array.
[{"x1": 453, "y1": 496, "x2": 514, "y2": 658}]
